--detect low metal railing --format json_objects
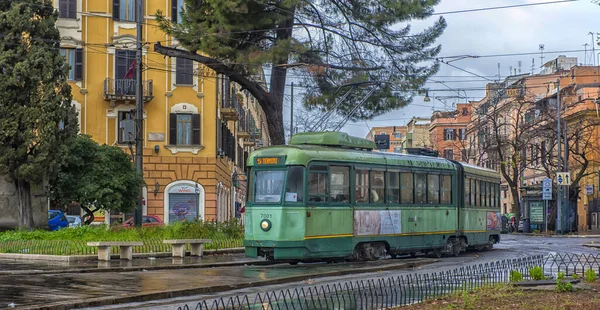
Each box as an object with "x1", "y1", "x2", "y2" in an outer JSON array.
[{"x1": 177, "y1": 255, "x2": 547, "y2": 310}]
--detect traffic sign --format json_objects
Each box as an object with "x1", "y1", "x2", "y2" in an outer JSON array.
[
  {"x1": 586, "y1": 185, "x2": 594, "y2": 195},
  {"x1": 542, "y1": 178, "x2": 552, "y2": 189},
  {"x1": 557, "y1": 172, "x2": 571, "y2": 186},
  {"x1": 542, "y1": 177, "x2": 552, "y2": 200}
]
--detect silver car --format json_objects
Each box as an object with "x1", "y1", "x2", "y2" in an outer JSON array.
[{"x1": 66, "y1": 215, "x2": 82, "y2": 228}]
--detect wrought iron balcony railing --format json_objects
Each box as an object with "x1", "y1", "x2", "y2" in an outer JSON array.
[{"x1": 104, "y1": 78, "x2": 154, "y2": 102}]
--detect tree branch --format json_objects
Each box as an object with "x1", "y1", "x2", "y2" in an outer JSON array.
[{"x1": 153, "y1": 42, "x2": 272, "y2": 104}]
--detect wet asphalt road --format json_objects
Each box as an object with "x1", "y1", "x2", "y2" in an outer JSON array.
[{"x1": 78, "y1": 234, "x2": 600, "y2": 310}]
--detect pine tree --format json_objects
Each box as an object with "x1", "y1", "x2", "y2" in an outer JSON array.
[
  {"x1": 156, "y1": 0, "x2": 445, "y2": 145},
  {"x1": 0, "y1": 0, "x2": 78, "y2": 229}
]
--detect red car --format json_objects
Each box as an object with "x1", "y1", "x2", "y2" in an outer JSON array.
[{"x1": 121, "y1": 215, "x2": 164, "y2": 228}]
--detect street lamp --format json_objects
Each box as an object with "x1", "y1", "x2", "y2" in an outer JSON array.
[{"x1": 423, "y1": 91, "x2": 431, "y2": 102}]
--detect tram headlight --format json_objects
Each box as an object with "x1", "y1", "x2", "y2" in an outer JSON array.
[{"x1": 260, "y1": 219, "x2": 272, "y2": 231}]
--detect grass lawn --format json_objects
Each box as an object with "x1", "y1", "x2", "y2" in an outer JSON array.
[
  {"x1": 399, "y1": 281, "x2": 600, "y2": 310},
  {"x1": 0, "y1": 220, "x2": 244, "y2": 255}
]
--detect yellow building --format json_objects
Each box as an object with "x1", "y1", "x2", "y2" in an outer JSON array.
[{"x1": 54, "y1": 0, "x2": 269, "y2": 223}]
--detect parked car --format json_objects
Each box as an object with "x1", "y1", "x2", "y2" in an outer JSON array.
[
  {"x1": 121, "y1": 215, "x2": 164, "y2": 228},
  {"x1": 66, "y1": 215, "x2": 82, "y2": 228},
  {"x1": 48, "y1": 210, "x2": 69, "y2": 231}
]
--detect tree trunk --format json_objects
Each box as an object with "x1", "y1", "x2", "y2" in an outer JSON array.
[
  {"x1": 266, "y1": 6, "x2": 295, "y2": 146},
  {"x1": 16, "y1": 179, "x2": 34, "y2": 230},
  {"x1": 264, "y1": 97, "x2": 285, "y2": 145},
  {"x1": 510, "y1": 186, "x2": 521, "y2": 231}
]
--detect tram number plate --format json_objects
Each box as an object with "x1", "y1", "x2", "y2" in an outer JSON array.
[{"x1": 261, "y1": 213, "x2": 272, "y2": 219}]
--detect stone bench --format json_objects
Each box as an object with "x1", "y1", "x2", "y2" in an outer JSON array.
[
  {"x1": 87, "y1": 241, "x2": 143, "y2": 261},
  {"x1": 163, "y1": 239, "x2": 212, "y2": 258}
]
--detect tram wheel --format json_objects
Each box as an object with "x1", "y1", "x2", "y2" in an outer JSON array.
[{"x1": 430, "y1": 248, "x2": 442, "y2": 258}]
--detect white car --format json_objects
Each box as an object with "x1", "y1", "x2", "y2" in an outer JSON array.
[{"x1": 66, "y1": 215, "x2": 82, "y2": 228}]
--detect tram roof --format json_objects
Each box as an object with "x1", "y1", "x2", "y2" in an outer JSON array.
[{"x1": 248, "y1": 144, "x2": 456, "y2": 170}]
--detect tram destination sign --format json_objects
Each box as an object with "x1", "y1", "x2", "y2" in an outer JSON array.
[{"x1": 255, "y1": 157, "x2": 285, "y2": 165}]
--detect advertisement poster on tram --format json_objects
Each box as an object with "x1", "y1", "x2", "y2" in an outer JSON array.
[
  {"x1": 354, "y1": 210, "x2": 401, "y2": 236},
  {"x1": 486, "y1": 211, "x2": 502, "y2": 230}
]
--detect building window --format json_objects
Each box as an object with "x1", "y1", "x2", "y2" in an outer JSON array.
[
  {"x1": 458, "y1": 128, "x2": 466, "y2": 140},
  {"x1": 118, "y1": 111, "x2": 135, "y2": 144},
  {"x1": 113, "y1": 0, "x2": 135, "y2": 22},
  {"x1": 176, "y1": 57, "x2": 193, "y2": 85},
  {"x1": 115, "y1": 50, "x2": 136, "y2": 79},
  {"x1": 444, "y1": 128, "x2": 456, "y2": 141},
  {"x1": 60, "y1": 48, "x2": 83, "y2": 81},
  {"x1": 443, "y1": 149, "x2": 454, "y2": 160},
  {"x1": 59, "y1": 0, "x2": 76, "y2": 19},
  {"x1": 172, "y1": 0, "x2": 185, "y2": 23},
  {"x1": 462, "y1": 107, "x2": 469, "y2": 116},
  {"x1": 169, "y1": 113, "x2": 200, "y2": 145},
  {"x1": 394, "y1": 132, "x2": 402, "y2": 139}
]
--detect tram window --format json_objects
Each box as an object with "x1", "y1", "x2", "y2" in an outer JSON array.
[
  {"x1": 355, "y1": 169, "x2": 369, "y2": 203},
  {"x1": 415, "y1": 173, "x2": 427, "y2": 204},
  {"x1": 474, "y1": 180, "x2": 480, "y2": 207},
  {"x1": 308, "y1": 166, "x2": 328, "y2": 202},
  {"x1": 254, "y1": 170, "x2": 285, "y2": 203},
  {"x1": 479, "y1": 181, "x2": 485, "y2": 207},
  {"x1": 387, "y1": 172, "x2": 400, "y2": 204},
  {"x1": 465, "y1": 178, "x2": 471, "y2": 206},
  {"x1": 484, "y1": 182, "x2": 489, "y2": 207},
  {"x1": 481, "y1": 182, "x2": 486, "y2": 207},
  {"x1": 371, "y1": 171, "x2": 385, "y2": 204},
  {"x1": 400, "y1": 173, "x2": 414, "y2": 204},
  {"x1": 441, "y1": 175, "x2": 452, "y2": 204},
  {"x1": 427, "y1": 175, "x2": 440, "y2": 204},
  {"x1": 285, "y1": 166, "x2": 304, "y2": 203},
  {"x1": 490, "y1": 183, "x2": 496, "y2": 208},
  {"x1": 471, "y1": 179, "x2": 477, "y2": 207},
  {"x1": 330, "y1": 166, "x2": 350, "y2": 203}
]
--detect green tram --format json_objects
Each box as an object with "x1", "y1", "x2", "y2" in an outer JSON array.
[{"x1": 244, "y1": 132, "x2": 502, "y2": 262}]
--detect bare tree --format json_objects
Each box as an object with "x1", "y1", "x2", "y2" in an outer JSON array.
[{"x1": 286, "y1": 108, "x2": 343, "y2": 141}]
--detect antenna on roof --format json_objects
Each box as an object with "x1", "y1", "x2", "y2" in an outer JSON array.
[
  {"x1": 518, "y1": 61, "x2": 522, "y2": 74},
  {"x1": 539, "y1": 44, "x2": 545, "y2": 67}
]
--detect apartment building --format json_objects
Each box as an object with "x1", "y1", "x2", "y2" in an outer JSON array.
[
  {"x1": 429, "y1": 103, "x2": 472, "y2": 161},
  {"x1": 365, "y1": 126, "x2": 408, "y2": 152},
  {"x1": 53, "y1": 0, "x2": 269, "y2": 223}
]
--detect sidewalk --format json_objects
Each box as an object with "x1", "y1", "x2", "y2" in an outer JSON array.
[
  {"x1": 0, "y1": 252, "x2": 266, "y2": 275},
  {"x1": 3, "y1": 258, "x2": 437, "y2": 310}
]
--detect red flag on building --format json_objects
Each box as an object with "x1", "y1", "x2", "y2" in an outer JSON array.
[{"x1": 124, "y1": 60, "x2": 136, "y2": 79}]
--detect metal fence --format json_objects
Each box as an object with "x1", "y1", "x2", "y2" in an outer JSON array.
[
  {"x1": 178, "y1": 255, "x2": 550, "y2": 310},
  {"x1": 0, "y1": 237, "x2": 243, "y2": 256}
]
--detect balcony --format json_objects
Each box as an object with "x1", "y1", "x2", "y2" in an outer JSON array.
[
  {"x1": 104, "y1": 78, "x2": 154, "y2": 102},
  {"x1": 220, "y1": 94, "x2": 243, "y2": 121},
  {"x1": 237, "y1": 109, "x2": 250, "y2": 139}
]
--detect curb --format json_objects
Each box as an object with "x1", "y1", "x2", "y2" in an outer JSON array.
[
  {"x1": 16, "y1": 258, "x2": 439, "y2": 310},
  {"x1": 0, "y1": 247, "x2": 245, "y2": 262},
  {"x1": 520, "y1": 234, "x2": 600, "y2": 238},
  {"x1": 582, "y1": 244, "x2": 600, "y2": 248}
]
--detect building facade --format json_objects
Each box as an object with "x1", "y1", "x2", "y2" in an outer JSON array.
[
  {"x1": 429, "y1": 104, "x2": 472, "y2": 161},
  {"x1": 365, "y1": 126, "x2": 407, "y2": 152},
  {"x1": 401, "y1": 117, "x2": 431, "y2": 150},
  {"x1": 53, "y1": 0, "x2": 269, "y2": 223}
]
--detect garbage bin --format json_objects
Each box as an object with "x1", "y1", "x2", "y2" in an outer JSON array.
[{"x1": 522, "y1": 218, "x2": 531, "y2": 233}]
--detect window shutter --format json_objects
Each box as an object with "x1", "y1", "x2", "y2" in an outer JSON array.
[
  {"x1": 169, "y1": 113, "x2": 177, "y2": 145},
  {"x1": 192, "y1": 114, "x2": 200, "y2": 145},
  {"x1": 113, "y1": 0, "x2": 120, "y2": 20},
  {"x1": 74, "y1": 48, "x2": 83, "y2": 81},
  {"x1": 59, "y1": 0, "x2": 68, "y2": 18},
  {"x1": 172, "y1": 0, "x2": 178, "y2": 23},
  {"x1": 453, "y1": 129, "x2": 457, "y2": 140}
]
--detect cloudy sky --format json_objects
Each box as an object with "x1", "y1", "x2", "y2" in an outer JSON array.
[{"x1": 282, "y1": 0, "x2": 599, "y2": 138}]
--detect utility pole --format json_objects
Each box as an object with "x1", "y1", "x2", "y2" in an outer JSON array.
[
  {"x1": 556, "y1": 80, "x2": 562, "y2": 234},
  {"x1": 134, "y1": 0, "x2": 144, "y2": 227},
  {"x1": 290, "y1": 82, "x2": 294, "y2": 139}
]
